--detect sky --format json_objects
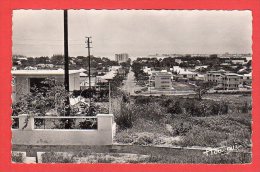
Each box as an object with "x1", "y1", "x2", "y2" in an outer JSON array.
[{"x1": 12, "y1": 10, "x2": 252, "y2": 59}]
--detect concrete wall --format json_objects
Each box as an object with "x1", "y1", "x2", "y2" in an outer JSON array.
[{"x1": 12, "y1": 114, "x2": 116, "y2": 145}]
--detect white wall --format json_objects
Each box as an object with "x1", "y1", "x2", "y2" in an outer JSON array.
[{"x1": 12, "y1": 114, "x2": 116, "y2": 145}]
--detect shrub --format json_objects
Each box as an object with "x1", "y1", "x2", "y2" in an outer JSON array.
[
  {"x1": 115, "y1": 132, "x2": 134, "y2": 144},
  {"x1": 12, "y1": 153, "x2": 24, "y2": 163},
  {"x1": 183, "y1": 100, "x2": 205, "y2": 117},
  {"x1": 134, "y1": 135, "x2": 153, "y2": 145},
  {"x1": 134, "y1": 96, "x2": 152, "y2": 104},
  {"x1": 211, "y1": 101, "x2": 229, "y2": 115},
  {"x1": 179, "y1": 126, "x2": 228, "y2": 147},
  {"x1": 172, "y1": 122, "x2": 192, "y2": 136},
  {"x1": 79, "y1": 119, "x2": 97, "y2": 129},
  {"x1": 241, "y1": 102, "x2": 249, "y2": 113},
  {"x1": 115, "y1": 103, "x2": 135, "y2": 130},
  {"x1": 161, "y1": 98, "x2": 174, "y2": 107},
  {"x1": 167, "y1": 101, "x2": 183, "y2": 114},
  {"x1": 41, "y1": 152, "x2": 76, "y2": 163}
]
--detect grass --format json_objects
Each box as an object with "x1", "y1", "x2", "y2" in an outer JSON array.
[
  {"x1": 115, "y1": 94, "x2": 252, "y2": 157},
  {"x1": 39, "y1": 150, "x2": 251, "y2": 164},
  {"x1": 12, "y1": 152, "x2": 25, "y2": 163}
]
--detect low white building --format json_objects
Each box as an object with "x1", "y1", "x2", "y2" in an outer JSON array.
[
  {"x1": 173, "y1": 66, "x2": 197, "y2": 79},
  {"x1": 12, "y1": 70, "x2": 81, "y2": 103}
]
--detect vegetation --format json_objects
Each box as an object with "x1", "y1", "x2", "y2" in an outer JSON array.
[
  {"x1": 39, "y1": 150, "x2": 251, "y2": 164},
  {"x1": 12, "y1": 152, "x2": 25, "y2": 163},
  {"x1": 41, "y1": 152, "x2": 76, "y2": 163},
  {"x1": 115, "y1": 95, "x2": 252, "y2": 150}
]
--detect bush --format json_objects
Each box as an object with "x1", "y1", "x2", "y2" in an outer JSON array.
[
  {"x1": 211, "y1": 101, "x2": 229, "y2": 115},
  {"x1": 116, "y1": 134, "x2": 134, "y2": 144},
  {"x1": 183, "y1": 100, "x2": 206, "y2": 117},
  {"x1": 41, "y1": 152, "x2": 76, "y2": 163},
  {"x1": 134, "y1": 96, "x2": 152, "y2": 104},
  {"x1": 79, "y1": 119, "x2": 97, "y2": 129},
  {"x1": 134, "y1": 134, "x2": 154, "y2": 145},
  {"x1": 172, "y1": 122, "x2": 192, "y2": 136},
  {"x1": 241, "y1": 102, "x2": 249, "y2": 113},
  {"x1": 161, "y1": 98, "x2": 174, "y2": 107},
  {"x1": 178, "y1": 125, "x2": 229, "y2": 147},
  {"x1": 167, "y1": 101, "x2": 183, "y2": 114},
  {"x1": 135, "y1": 102, "x2": 166, "y2": 121},
  {"x1": 12, "y1": 153, "x2": 24, "y2": 163},
  {"x1": 115, "y1": 103, "x2": 135, "y2": 130}
]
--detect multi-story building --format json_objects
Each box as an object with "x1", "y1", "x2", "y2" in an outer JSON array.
[
  {"x1": 239, "y1": 72, "x2": 252, "y2": 85},
  {"x1": 205, "y1": 70, "x2": 226, "y2": 83},
  {"x1": 115, "y1": 53, "x2": 129, "y2": 64},
  {"x1": 153, "y1": 71, "x2": 172, "y2": 90},
  {"x1": 205, "y1": 71, "x2": 243, "y2": 90},
  {"x1": 222, "y1": 73, "x2": 240, "y2": 90}
]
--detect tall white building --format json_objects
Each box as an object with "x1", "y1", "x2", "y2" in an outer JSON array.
[{"x1": 115, "y1": 53, "x2": 129, "y2": 63}]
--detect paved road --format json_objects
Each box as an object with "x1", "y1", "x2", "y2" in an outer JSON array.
[{"x1": 122, "y1": 69, "x2": 138, "y2": 95}]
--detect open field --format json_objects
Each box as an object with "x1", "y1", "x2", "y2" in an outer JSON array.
[{"x1": 113, "y1": 94, "x2": 252, "y2": 162}]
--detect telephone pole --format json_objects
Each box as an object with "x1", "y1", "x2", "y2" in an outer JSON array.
[
  {"x1": 64, "y1": 9, "x2": 70, "y2": 116},
  {"x1": 85, "y1": 37, "x2": 92, "y2": 89},
  {"x1": 85, "y1": 37, "x2": 92, "y2": 108}
]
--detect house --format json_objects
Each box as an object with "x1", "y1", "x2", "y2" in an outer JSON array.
[
  {"x1": 36, "y1": 64, "x2": 54, "y2": 68},
  {"x1": 174, "y1": 58, "x2": 182, "y2": 64},
  {"x1": 12, "y1": 69, "x2": 81, "y2": 103},
  {"x1": 231, "y1": 58, "x2": 247, "y2": 65},
  {"x1": 172, "y1": 66, "x2": 197, "y2": 79}
]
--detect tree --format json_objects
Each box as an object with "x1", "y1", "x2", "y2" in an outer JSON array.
[
  {"x1": 51, "y1": 55, "x2": 64, "y2": 65},
  {"x1": 12, "y1": 78, "x2": 70, "y2": 117},
  {"x1": 194, "y1": 81, "x2": 216, "y2": 100}
]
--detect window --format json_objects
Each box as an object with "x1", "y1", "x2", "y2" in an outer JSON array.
[
  {"x1": 160, "y1": 77, "x2": 170, "y2": 80},
  {"x1": 161, "y1": 81, "x2": 170, "y2": 84}
]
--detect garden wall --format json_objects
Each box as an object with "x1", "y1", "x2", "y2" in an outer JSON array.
[{"x1": 12, "y1": 114, "x2": 116, "y2": 145}]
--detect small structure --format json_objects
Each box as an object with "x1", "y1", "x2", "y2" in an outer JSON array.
[
  {"x1": 12, "y1": 69, "x2": 81, "y2": 103},
  {"x1": 173, "y1": 66, "x2": 197, "y2": 79},
  {"x1": 12, "y1": 114, "x2": 116, "y2": 145}
]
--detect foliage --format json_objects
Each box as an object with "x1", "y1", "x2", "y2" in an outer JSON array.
[
  {"x1": 134, "y1": 134, "x2": 154, "y2": 145},
  {"x1": 240, "y1": 101, "x2": 249, "y2": 113},
  {"x1": 41, "y1": 152, "x2": 76, "y2": 163},
  {"x1": 167, "y1": 101, "x2": 183, "y2": 114},
  {"x1": 79, "y1": 119, "x2": 97, "y2": 129},
  {"x1": 12, "y1": 78, "x2": 71, "y2": 117},
  {"x1": 115, "y1": 102, "x2": 135, "y2": 130},
  {"x1": 172, "y1": 122, "x2": 192, "y2": 136},
  {"x1": 194, "y1": 81, "x2": 216, "y2": 100},
  {"x1": 134, "y1": 96, "x2": 152, "y2": 104},
  {"x1": 12, "y1": 153, "x2": 24, "y2": 163}
]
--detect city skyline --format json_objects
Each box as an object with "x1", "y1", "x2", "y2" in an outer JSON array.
[{"x1": 12, "y1": 10, "x2": 252, "y2": 58}]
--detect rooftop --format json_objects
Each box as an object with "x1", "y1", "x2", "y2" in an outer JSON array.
[{"x1": 12, "y1": 69, "x2": 81, "y2": 76}]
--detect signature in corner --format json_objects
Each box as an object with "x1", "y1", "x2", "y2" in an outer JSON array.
[{"x1": 203, "y1": 144, "x2": 243, "y2": 156}]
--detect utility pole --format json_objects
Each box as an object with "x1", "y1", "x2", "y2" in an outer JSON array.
[
  {"x1": 85, "y1": 37, "x2": 92, "y2": 110},
  {"x1": 64, "y1": 9, "x2": 70, "y2": 116}
]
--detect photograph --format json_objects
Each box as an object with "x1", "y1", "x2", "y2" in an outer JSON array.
[
  {"x1": 9, "y1": 9, "x2": 254, "y2": 165},
  {"x1": 10, "y1": 10, "x2": 253, "y2": 164}
]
